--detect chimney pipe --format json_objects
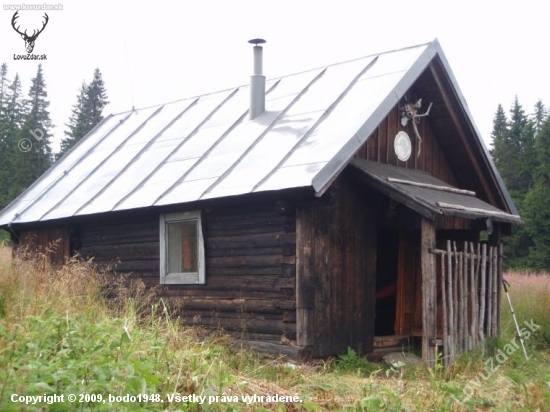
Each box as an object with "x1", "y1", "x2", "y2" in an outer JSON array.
[{"x1": 248, "y1": 38, "x2": 266, "y2": 120}]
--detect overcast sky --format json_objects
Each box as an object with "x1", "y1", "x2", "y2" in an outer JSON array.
[{"x1": 2, "y1": 0, "x2": 549, "y2": 153}]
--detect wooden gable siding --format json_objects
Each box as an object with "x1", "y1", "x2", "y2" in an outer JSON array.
[
  {"x1": 356, "y1": 103, "x2": 470, "y2": 231},
  {"x1": 296, "y1": 174, "x2": 376, "y2": 357},
  {"x1": 76, "y1": 201, "x2": 297, "y2": 351},
  {"x1": 357, "y1": 104, "x2": 458, "y2": 186},
  {"x1": 17, "y1": 228, "x2": 70, "y2": 265}
]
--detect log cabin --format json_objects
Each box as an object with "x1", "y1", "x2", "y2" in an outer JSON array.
[{"x1": 0, "y1": 39, "x2": 522, "y2": 366}]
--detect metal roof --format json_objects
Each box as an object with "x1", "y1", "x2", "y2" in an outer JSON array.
[
  {"x1": 0, "y1": 40, "x2": 515, "y2": 226},
  {"x1": 350, "y1": 159, "x2": 522, "y2": 224}
]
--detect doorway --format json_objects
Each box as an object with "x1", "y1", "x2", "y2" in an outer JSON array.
[{"x1": 375, "y1": 230, "x2": 398, "y2": 336}]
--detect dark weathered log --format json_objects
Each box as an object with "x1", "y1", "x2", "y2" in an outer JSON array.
[
  {"x1": 232, "y1": 340, "x2": 308, "y2": 362},
  {"x1": 80, "y1": 242, "x2": 159, "y2": 260},
  {"x1": 206, "y1": 255, "x2": 283, "y2": 268},
  {"x1": 178, "y1": 297, "x2": 295, "y2": 313},
  {"x1": 180, "y1": 314, "x2": 296, "y2": 334},
  {"x1": 225, "y1": 331, "x2": 295, "y2": 343},
  {"x1": 296, "y1": 208, "x2": 315, "y2": 347},
  {"x1": 206, "y1": 246, "x2": 282, "y2": 258},
  {"x1": 421, "y1": 217, "x2": 437, "y2": 368},
  {"x1": 206, "y1": 232, "x2": 293, "y2": 249},
  {"x1": 206, "y1": 266, "x2": 282, "y2": 276}
]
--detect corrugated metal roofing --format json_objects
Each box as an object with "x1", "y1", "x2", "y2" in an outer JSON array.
[{"x1": 0, "y1": 40, "x2": 515, "y2": 226}]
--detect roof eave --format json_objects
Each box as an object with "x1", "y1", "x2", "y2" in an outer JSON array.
[
  {"x1": 312, "y1": 41, "x2": 438, "y2": 196},
  {"x1": 312, "y1": 39, "x2": 518, "y2": 217},
  {"x1": 428, "y1": 40, "x2": 519, "y2": 216}
]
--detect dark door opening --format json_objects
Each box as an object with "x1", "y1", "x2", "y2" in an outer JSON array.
[{"x1": 375, "y1": 230, "x2": 398, "y2": 336}]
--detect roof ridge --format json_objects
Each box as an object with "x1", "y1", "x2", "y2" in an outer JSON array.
[{"x1": 108, "y1": 41, "x2": 434, "y2": 118}]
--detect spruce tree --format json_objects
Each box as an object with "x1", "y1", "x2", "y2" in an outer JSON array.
[
  {"x1": 0, "y1": 63, "x2": 11, "y2": 209},
  {"x1": 507, "y1": 97, "x2": 536, "y2": 195},
  {"x1": 533, "y1": 100, "x2": 548, "y2": 136},
  {"x1": 11, "y1": 64, "x2": 53, "y2": 198},
  {"x1": 58, "y1": 82, "x2": 88, "y2": 157},
  {"x1": 523, "y1": 115, "x2": 550, "y2": 270},
  {"x1": 0, "y1": 67, "x2": 25, "y2": 209},
  {"x1": 86, "y1": 68, "x2": 109, "y2": 130},
  {"x1": 490, "y1": 99, "x2": 536, "y2": 269},
  {"x1": 58, "y1": 68, "x2": 109, "y2": 158},
  {"x1": 0, "y1": 63, "x2": 8, "y2": 113}
]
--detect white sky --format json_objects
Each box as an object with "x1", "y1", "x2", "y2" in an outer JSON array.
[{"x1": 2, "y1": 0, "x2": 549, "y2": 153}]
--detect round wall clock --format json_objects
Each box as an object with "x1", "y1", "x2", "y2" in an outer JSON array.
[{"x1": 394, "y1": 131, "x2": 412, "y2": 162}]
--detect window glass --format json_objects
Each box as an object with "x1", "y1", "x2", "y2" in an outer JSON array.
[{"x1": 167, "y1": 220, "x2": 198, "y2": 273}]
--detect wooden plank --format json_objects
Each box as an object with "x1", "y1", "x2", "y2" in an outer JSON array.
[
  {"x1": 479, "y1": 244, "x2": 487, "y2": 342},
  {"x1": 491, "y1": 246, "x2": 500, "y2": 336},
  {"x1": 378, "y1": 116, "x2": 388, "y2": 163},
  {"x1": 487, "y1": 247, "x2": 493, "y2": 338},
  {"x1": 421, "y1": 217, "x2": 437, "y2": 368},
  {"x1": 474, "y1": 242, "x2": 481, "y2": 346},
  {"x1": 296, "y1": 208, "x2": 315, "y2": 347},
  {"x1": 497, "y1": 242, "x2": 504, "y2": 335},
  {"x1": 441, "y1": 252, "x2": 448, "y2": 367},
  {"x1": 435, "y1": 202, "x2": 521, "y2": 223},
  {"x1": 446, "y1": 240, "x2": 455, "y2": 365},
  {"x1": 234, "y1": 340, "x2": 305, "y2": 362},
  {"x1": 313, "y1": 205, "x2": 331, "y2": 357},
  {"x1": 386, "y1": 178, "x2": 476, "y2": 196},
  {"x1": 469, "y1": 242, "x2": 476, "y2": 350},
  {"x1": 387, "y1": 106, "x2": 398, "y2": 165},
  {"x1": 452, "y1": 242, "x2": 459, "y2": 354}
]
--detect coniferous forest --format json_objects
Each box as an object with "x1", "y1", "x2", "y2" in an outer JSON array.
[
  {"x1": 0, "y1": 63, "x2": 108, "y2": 242},
  {"x1": 0, "y1": 63, "x2": 548, "y2": 271}
]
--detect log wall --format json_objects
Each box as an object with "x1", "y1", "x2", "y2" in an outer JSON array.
[
  {"x1": 76, "y1": 200, "x2": 298, "y2": 356},
  {"x1": 296, "y1": 175, "x2": 377, "y2": 357}
]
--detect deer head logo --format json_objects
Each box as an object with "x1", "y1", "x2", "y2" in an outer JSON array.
[{"x1": 11, "y1": 11, "x2": 49, "y2": 54}]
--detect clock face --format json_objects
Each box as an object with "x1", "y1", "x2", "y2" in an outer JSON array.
[{"x1": 394, "y1": 131, "x2": 412, "y2": 162}]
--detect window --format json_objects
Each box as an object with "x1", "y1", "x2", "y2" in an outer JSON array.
[{"x1": 160, "y1": 211, "x2": 205, "y2": 284}]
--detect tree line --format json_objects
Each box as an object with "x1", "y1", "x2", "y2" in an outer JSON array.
[
  {"x1": 0, "y1": 63, "x2": 108, "y2": 242},
  {"x1": 491, "y1": 98, "x2": 550, "y2": 271}
]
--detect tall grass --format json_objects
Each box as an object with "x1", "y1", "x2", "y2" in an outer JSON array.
[
  {"x1": 1, "y1": 247, "x2": 549, "y2": 411},
  {"x1": 501, "y1": 271, "x2": 550, "y2": 348}
]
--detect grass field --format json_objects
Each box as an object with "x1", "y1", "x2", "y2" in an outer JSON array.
[{"x1": 1, "y1": 246, "x2": 549, "y2": 411}]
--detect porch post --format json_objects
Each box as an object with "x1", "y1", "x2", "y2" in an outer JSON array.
[
  {"x1": 488, "y1": 223, "x2": 503, "y2": 336},
  {"x1": 421, "y1": 217, "x2": 437, "y2": 368}
]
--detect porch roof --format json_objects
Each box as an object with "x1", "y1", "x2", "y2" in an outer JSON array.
[{"x1": 350, "y1": 159, "x2": 522, "y2": 225}]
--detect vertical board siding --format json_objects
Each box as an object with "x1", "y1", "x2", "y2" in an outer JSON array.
[
  {"x1": 18, "y1": 228, "x2": 70, "y2": 264},
  {"x1": 360, "y1": 102, "x2": 458, "y2": 187}
]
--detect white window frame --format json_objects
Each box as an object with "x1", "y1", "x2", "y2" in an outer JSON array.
[{"x1": 159, "y1": 210, "x2": 205, "y2": 285}]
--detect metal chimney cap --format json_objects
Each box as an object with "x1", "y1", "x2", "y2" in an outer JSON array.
[{"x1": 248, "y1": 38, "x2": 266, "y2": 45}]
